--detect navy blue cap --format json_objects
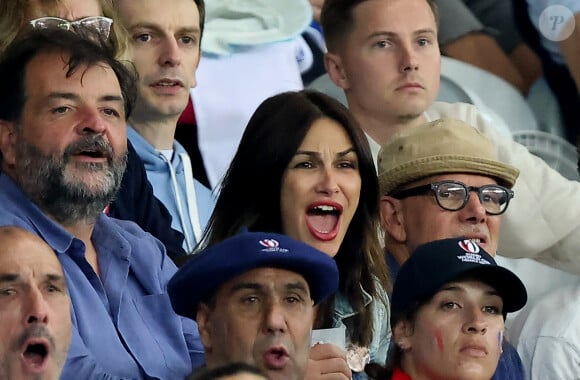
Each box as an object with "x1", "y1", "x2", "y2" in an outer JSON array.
[
  {"x1": 391, "y1": 238, "x2": 527, "y2": 326},
  {"x1": 168, "y1": 231, "x2": 340, "y2": 320}
]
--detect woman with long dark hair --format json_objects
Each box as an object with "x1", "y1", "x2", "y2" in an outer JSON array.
[{"x1": 199, "y1": 90, "x2": 391, "y2": 378}]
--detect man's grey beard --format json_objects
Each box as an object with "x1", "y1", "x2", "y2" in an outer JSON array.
[{"x1": 14, "y1": 135, "x2": 127, "y2": 226}]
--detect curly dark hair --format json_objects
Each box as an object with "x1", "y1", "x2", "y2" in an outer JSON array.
[{"x1": 0, "y1": 28, "x2": 136, "y2": 123}]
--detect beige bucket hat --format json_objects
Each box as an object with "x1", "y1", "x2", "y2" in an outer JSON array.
[{"x1": 377, "y1": 118, "x2": 520, "y2": 195}]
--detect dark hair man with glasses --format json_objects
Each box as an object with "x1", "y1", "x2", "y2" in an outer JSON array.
[{"x1": 377, "y1": 118, "x2": 525, "y2": 379}]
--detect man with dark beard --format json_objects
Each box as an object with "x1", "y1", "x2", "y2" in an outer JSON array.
[
  {"x1": 0, "y1": 0, "x2": 188, "y2": 261},
  {"x1": 0, "y1": 29, "x2": 204, "y2": 379}
]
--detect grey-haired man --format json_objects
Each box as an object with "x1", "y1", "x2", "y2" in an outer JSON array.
[{"x1": 378, "y1": 118, "x2": 524, "y2": 379}]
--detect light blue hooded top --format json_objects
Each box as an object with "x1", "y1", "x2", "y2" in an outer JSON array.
[{"x1": 128, "y1": 127, "x2": 215, "y2": 253}]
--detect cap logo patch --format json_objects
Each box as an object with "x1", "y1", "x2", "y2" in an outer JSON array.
[
  {"x1": 259, "y1": 239, "x2": 289, "y2": 253},
  {"x1": 458, "y1": 239, "x2": 480, "y2": 254},
  {"x1": 456, "y1": 252, "x2": 491, "y2": 265},
  {"x1": 259, "y1": 239, "x2": 279, "y2": 248}
]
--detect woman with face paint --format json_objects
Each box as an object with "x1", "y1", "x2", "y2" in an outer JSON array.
[{"x1": 376, "y1": 238, "x2": 527, "y2": 380}]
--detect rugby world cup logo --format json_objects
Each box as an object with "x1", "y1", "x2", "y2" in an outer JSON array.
[
  {"x1": 259, "y1": 239, "x2": 289, "y2": 253},
  {"x1": 457, "y1": 239, "x2": 490, "y2": 265},
  {"x1": 259, "y1": 239, "x2": 279, "y2": 248},
  {"x1": 458, "y1": 239, "x2": 480, "y2": 254}
]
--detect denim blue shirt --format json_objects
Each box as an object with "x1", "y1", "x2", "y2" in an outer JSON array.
[
  {"x1": 386, "y1": 252, "x2": 525, "y2": 380},
  {"x1": 0, "y1": 174, "x2": 204, "y2": 379},
  {"x1": 333, "y1": 287, "x2": 391, "y2": 380}
]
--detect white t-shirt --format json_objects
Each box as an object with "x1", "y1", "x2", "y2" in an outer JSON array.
[{"x1": 517, "y1": 281, "x2": 580, "y2": 379}]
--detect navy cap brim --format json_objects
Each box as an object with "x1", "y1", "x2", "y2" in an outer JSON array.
[
  {"x1": 410, "y1": 264, "x2": 528, "y2": 314},
  {"x1": 460, "y1": 266, "x2": 528, "y2": 313},
  {"x1": 391, "y1": 238, "x2": 528, "y2": 323},
  {"x1": 168, "y1": 232, "x2": 339, "y2": 320}
]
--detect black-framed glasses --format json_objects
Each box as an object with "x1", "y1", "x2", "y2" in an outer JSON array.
[
  {"x1": 391, "y1": 180, "x2": 514, "y2": 215},
  {"x1": 30, "y1": 16, "x2": 113, "y2": 40}
]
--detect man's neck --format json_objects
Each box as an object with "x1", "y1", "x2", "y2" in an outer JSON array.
[
  {"x1": 386, "y1": 242, "x2": 411, "y2": 267},
  {"x1": 130, "y1": 116, "x2": 178, "y2": 150},
  {"x1": 350, "y1": 107, "x2": 428, "y2": 146},
  {"x1": 60, "y1": 221, "x2": 101, "y2": 277},
  {"x1": 60, "y1": 222, "x2": 93, "y2": 244}
]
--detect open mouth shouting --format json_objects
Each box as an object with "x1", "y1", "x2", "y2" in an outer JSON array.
[
  {"x1": 263, "y1": 346, "x2": 290, "y2": 370},
  {"x1": 20, "y1": 338, "x2": 50, "y2": 374},
  {"x1": 305, "y1": 201, "x2": 343, "y2": 242},
  {"x1": 65, "y1": 136, "x2": 113, "y2": 166},
  {"x1": 72, "y1": 148, "x2": 107, "y2": 164}
]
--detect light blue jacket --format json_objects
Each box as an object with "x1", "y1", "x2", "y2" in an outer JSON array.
[
  {"x1": 128, "y1": 127, "x2": 215, "y2": 253},
  {"x1": 333, "y1": 286, "x2": 391, "y2": 380}
]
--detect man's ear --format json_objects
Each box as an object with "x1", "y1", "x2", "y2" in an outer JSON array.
[
  {"x1": 380, "y1": 195, "x2": 407, "y2": 243},
  {"x1": 324, "y1": 52, "x2": 350, "y2": 90},
  {"x1": 196, "y1": 303, "x2": 213, "y2": 353},
  {"x1": 393, "y1": 319, "x2": 414, "y2": 351},
  {"x1": 0, "y1": 120, "x2": 17, "y2": 167}
]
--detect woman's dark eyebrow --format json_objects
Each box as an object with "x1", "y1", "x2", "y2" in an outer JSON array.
[
  {"x1": 293, "y1": 147, "x2": 356, "y2": 158},
  {"x1": 337, "y1": 148, "x2": 357, "y2": 157}
]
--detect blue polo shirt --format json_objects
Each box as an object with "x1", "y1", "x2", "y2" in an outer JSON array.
[
  {"x1": 0, "y1": 173, "x2": 204, "y2": 379},
  {"x1": 387, "y1": 251, "x2": 525, "y2": 380}
]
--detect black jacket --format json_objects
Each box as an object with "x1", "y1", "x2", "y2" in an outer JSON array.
[{"x1": 108, "y1": 140, "x2": 187, "y2": 261}]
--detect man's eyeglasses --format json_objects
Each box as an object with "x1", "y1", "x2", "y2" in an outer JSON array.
[
  {"x1": 391, "y1": 180, "x2": 514, "y2": 215},
  {"x1": 30, "y1": 16, "x2": 113, "y2": 40}
]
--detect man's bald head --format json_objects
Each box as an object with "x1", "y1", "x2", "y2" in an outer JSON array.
[{"x1": 0, "y1": 225, "x2": 71, "y2": 380}]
